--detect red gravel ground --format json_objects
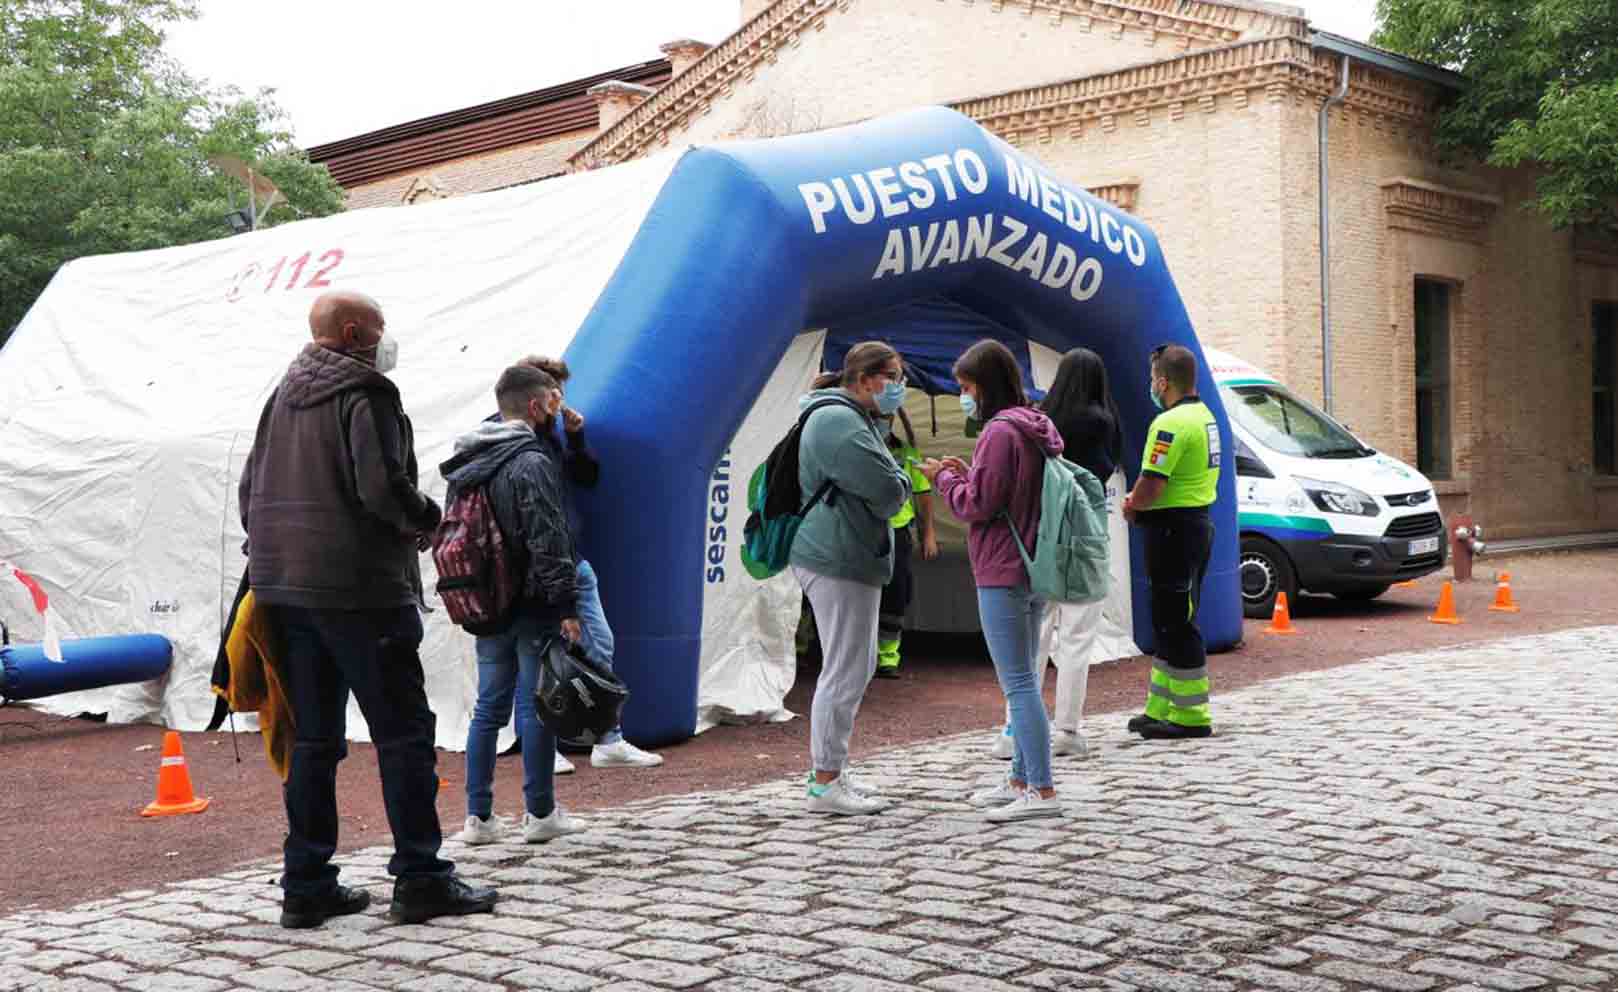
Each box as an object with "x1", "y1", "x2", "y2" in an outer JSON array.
[{"x1": 2, "y1": 549, "x2": 1612, "y2": 914}]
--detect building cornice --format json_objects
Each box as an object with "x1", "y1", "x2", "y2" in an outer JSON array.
[
  {"x1": 571, "y1": 0, "x2": 1307, "y2": 169},
  {"x1": 573, "y1": 0, "x2": 853, "y2": 170},
  {"x1": 952, "y1": 36, "x2": 1444, "y2": 146},
  {"x1": 1381, "y1": 177, "x2": 1501, "y2": 244}
]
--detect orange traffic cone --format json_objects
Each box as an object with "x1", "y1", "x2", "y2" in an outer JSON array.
[
  {"x1": 1428, "y1": 581, "x2": 1462, "y2": 625},
  {"x1": 1488, "y1": 572, "x2": 1520, "y2": 613},
  {"x1": 1263, "y1": 592, "x2": 1298, "y2": 634},
  {"x1": 141, "y1": 731, "x2": 210, "y2": 817}
]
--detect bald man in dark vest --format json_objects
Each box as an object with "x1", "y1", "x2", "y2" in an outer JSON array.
[{"x1": 240, "y1": 290, "x2": 498, "y2": 927}]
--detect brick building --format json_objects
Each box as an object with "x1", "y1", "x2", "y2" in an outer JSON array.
[{"x1": 307, "y1": 0, "x2": 1617, "y2": 539}]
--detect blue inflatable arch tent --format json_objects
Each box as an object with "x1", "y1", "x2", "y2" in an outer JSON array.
[{"x1": 564, "y1": 107, "x2": 1240, "y2": 746}]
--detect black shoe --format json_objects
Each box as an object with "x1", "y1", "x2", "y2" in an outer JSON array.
[
  {"x1": 874, "y1": 665, "x2": 900, "y2": 680},
  {"x1": 1138, "y1": 721, "x2": 1213, "y2": 741},
  {"x1": 280, "y1": 884, "x2": 372, "y2": 930},
  {"x1": 1126, "y1": 714, "x2": 1161, "y2": 735},
  {"x1": 388, "y1": 874, "x2": 498, "y2": 925}
]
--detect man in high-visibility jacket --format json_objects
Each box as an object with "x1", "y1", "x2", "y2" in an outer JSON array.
[{"x1": 1122, "y1": 344, "x2": 1219, "y2": 740}]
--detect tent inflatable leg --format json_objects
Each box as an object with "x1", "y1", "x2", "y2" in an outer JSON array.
[{"x1": 0, "y1": 635, "x2": 172, "y2": 703}]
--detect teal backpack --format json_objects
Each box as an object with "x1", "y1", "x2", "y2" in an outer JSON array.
[{"x1": 997, "y1": 425, "x2": 1110, "y2": 604}]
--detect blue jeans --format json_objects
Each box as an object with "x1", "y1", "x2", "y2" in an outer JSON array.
[
  {"x1": 573, "y1": 560, "x2": 623, "y2": 745},
  {"x1": 270, "y1": 605, "x2": 452, "y2": 896},
  {"x1": 978, "y1": 586, "x2": 1052, "y2": 790},
  {"x1": 467, "y1": 615, "x2": 557, "y2": 819}
]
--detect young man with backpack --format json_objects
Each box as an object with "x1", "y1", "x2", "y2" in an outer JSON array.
[
  {"x1": 439, "y1": 365, "x2": 589, "y2": 846},
  {"x1": 516, "y1": 356, "x2": 662, "y2": 770}
]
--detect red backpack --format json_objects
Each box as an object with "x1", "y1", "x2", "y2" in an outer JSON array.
[{"x1": 432, "y1": 483, "x2": 522, "y2": 636}]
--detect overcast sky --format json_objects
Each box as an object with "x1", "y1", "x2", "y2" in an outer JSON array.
[{"x1": 163, "y1": 0, "x2": 1380, "y2": 149}]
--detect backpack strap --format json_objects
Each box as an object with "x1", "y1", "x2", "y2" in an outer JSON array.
[
  {"x1": 793, "y1": 394, "x2": 869, "y2": 512},
  {"x1": 984, "y1": 415, "x2": 1047, "y2": 568}
]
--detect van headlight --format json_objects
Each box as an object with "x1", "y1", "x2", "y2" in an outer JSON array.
[{"x1": 1296, "y1": 477, "x2": 1378, "y2": 517}]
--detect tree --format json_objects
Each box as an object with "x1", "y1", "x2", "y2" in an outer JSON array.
[
  {"x1": 0, "y1": 0, "x2": 345, "y2": 344},
  {"x1": 1374, "y1": 0, "x2": 1618, "y2": 231}
]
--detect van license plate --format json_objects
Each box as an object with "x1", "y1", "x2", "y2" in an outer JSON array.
[{"x1": 1408, "y1": 537, "x2": 1440, "y2": 556}]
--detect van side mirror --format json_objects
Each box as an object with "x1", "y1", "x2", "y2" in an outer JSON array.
[{"x1": 1235, "y1": 454, "x2": 1273, "y2": 479}]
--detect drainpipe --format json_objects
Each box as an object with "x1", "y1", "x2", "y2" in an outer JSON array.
[{"x1": 1319, "y1": 54, "x2": 1349, "y2": 414}]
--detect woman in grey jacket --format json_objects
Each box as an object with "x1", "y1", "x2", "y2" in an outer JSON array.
[{"x1": 791, "y1": 341, "x2": 913, "y2": 816}]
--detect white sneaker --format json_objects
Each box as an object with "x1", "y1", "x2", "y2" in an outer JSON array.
[
  {"x1": 805, "y1": 776, "x2": 886, "y2": 816},
  {"x1": 1051, "y1": 730, "x2": 1090, "y2": 758},
  {"x1": 841, "y1": 771, "x2": 881, "y2": 801},
  {"x1": 985, "y1": 788, "x2": 1064, "y2": 822},
  {"x1": 554, "y1": 754, "x2": 575, "y2": 775},
  {"x1": 815, "y1": 770, "x2": 884, "y2": 803},
  {"x1": 452, "y1": 814, "x2": 506, "y2": 845},
  {"x1": 968, "y1": 777, "x2": 1022, "y2": 808},
  {"x1": 523, "y1": 806, "x2": 586, "y2": 843},
  {"x1": 591, "y1": 739, "x2": 664, "y2": 768},
  {"x1": 990, "y1": 725, "x2": 1015, "y2": 760}
]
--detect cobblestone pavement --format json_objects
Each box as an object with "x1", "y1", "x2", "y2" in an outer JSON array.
[{"x1": 3, "y1": 626, "x2": 1617, "y2": 992}]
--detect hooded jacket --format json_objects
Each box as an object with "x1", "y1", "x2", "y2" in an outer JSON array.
[
  {"x1": 482, "y1": 411, "x2": 599, "y2": 543},
  {"x1": 935, "y1": 405, "x2": 1065, "y2": 588},
  {"x1": 787, "y1": 388, "x2": 913, "y2": 586},
  {"x1": 439, "y1": 420, "x2": 578, "y2": 623},
  {"x1": 239, "y1": 344, "x2": 440, "y2": 609}
]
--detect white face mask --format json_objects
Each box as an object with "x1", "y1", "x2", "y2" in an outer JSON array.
[{"x1": 372, "y1": 333, "x2": 399, "y2": 374}]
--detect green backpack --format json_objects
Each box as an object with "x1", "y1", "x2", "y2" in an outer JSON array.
[{"x1": 1002, "y1": 448, "x2": 1110, "y2": 604}]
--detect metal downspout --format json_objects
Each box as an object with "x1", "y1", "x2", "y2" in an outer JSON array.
[{"x1": 1319, "y1": 55, "x2": 1350, "y2": 414}]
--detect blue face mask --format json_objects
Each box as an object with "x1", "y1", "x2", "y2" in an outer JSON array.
[
  {"x1": 959, "y1": 392, "x2": 978, "y2": 421},
  {"x1": 875, "y1": 379, "x2": 906, "y2": 416},
  {"x1": 1150, "y1": 383, "x2": 1164, "y2": 411}
]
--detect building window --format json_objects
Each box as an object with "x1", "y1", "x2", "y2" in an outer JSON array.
[
  {"x1": 1596, "y1": 302, "x2": 1617, "y2": 476},
  {"x1": 1414, "y1": 279, "x2": 1453, "y2": 479}
]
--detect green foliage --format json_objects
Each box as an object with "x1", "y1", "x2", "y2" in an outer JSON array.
[
  {"x1": 0, "y1": 0, "x2": 344, "y2": 343},
  {"x1": 1374, "y1": 0, "x2": 1618, "y2": 230}
]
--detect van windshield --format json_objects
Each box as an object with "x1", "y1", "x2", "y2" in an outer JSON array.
[{"x1": 1220, "y1": 384, "x2": 1374, "y2": 459}]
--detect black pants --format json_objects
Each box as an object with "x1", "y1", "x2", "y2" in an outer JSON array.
[
  {"x1": 1143, "y1": 510, "x2": 1215, "y2": 671},
  {"x1": 878, "y1": 525, "x2": 914, "y2": 642},
  {"x1": 270, "y1": 604, "x2": 452, "y2": 896}
]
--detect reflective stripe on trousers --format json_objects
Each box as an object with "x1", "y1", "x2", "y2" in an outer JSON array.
[{"x1": 1144, "y1": 658, "x2": 1211, "y2": 727}]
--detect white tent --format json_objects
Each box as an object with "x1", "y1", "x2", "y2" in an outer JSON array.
[{"x1": 0, "y1": 154, "x2": 799, "y2": 745}]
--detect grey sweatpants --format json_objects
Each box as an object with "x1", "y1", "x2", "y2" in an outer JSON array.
[{"x1": 795, "y1": 566, "x2": 881, "y2": 773}]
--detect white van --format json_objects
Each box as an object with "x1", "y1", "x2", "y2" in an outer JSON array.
[{"x1": 1206, "y1": 349, "x2": 1446, "y2": 618}]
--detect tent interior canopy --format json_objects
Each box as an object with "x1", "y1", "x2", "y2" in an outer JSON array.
[{"x1": 0, "y1": 106, "x2": 1238, "y2": 747}]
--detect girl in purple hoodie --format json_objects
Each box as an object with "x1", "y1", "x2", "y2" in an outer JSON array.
[{"x1": 921, "y1": 340, "x2": 1066, "y2": 822}]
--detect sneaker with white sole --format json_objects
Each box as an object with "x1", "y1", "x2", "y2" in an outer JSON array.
[
  {"x1": 812, "y1": 770, "x2": 884, "y2": 804},
  {"x1": 985, "y1": 788, "x2": 1064, "y2": 822},
  {"x1": 452, "y1": 814, "x2": 507, "y2": 846},
  {"x1": 522, "y1": 806, "x2": 586, "y2": 843},
  {"x1": 591, "y1": 739, "x2": 664, "y2": 768},
  {"x1": 554, "y1": 754, "x2": 575, "y2": 775},
  {"x1": 968, "y1": 777, "x2": 1023, "y2": 808},
  {"x1": 1051, "y1": 730, "x2": 1090, "y2": 758},
  {"x1": 990, "y1": 725, "x2": 1015, "y2": 760},
  {"x1": 805, "y1": 775, "x2": 886, "y2": 816}
]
